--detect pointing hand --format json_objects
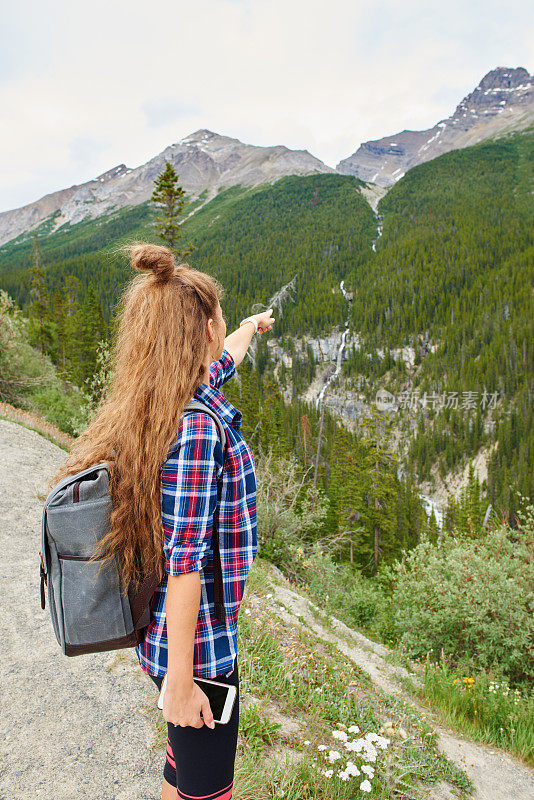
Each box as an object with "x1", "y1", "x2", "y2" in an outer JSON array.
[{"x1": 253, "y1": 308, "x2": 275, "y2": 334}]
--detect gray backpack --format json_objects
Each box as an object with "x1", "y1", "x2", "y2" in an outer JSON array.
[{"x1": 40, "y1": 400, "x2": 228, "y2": 656}]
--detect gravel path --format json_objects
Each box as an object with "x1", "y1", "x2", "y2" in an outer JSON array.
[{"x1": 0, "y1": 420, "x2": 165, "y2": 800}]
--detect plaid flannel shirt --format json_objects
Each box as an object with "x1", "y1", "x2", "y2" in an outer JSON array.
[{"x1": 135, "y1": 347, "x2": 258, "y2": 678}]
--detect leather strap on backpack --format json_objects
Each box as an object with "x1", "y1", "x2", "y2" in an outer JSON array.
[
  {"x1": 212, "y1": 474, "x2": 226, "y2": 623},
  {"x1": 130, "y1": 568, "x2": 162, "y2": 628}
]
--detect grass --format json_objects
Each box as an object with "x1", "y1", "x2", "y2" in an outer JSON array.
[
  {"x1": 0, "y1": 400, "x2": 74, "y2": 453},
  {"x1": 146, "y1": 557, "x2": 473, "y2": 799},
  {"x1": 292, "y1": 555, "x2": 534, "y2": 768},
  {"x1": 397, "y1": 659, "x2": 534, "y2": 768}
]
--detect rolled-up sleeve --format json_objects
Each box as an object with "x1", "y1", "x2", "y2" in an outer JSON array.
[
  {"x1": 161, "y1": 412, "x2": 223, "y2": 575},
  {"x1": 210, "y1": 347, "x2": 236, "y2": 390}
]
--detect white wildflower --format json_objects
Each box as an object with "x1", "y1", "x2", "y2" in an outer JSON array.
[
  {"x1": 360, "y1": 779, "x2": 372, "y2": 792},
  {"x1": 345, "y1": 761, "x2": 361, "y2": 777},
  {"x1": 318, "y1": 744, "x2": 327, "y2": 751},
  {"x1": 377, "y1": 736, "x2": 389, "y2": 749},
  {"x1": 332, "y1": 730, "x2": 349, "y2": 741},
  {"x1": 327, "y1": 750, "x2": 342, "y2": 762},
  {"x1": 322, "y1": 768, "x2": 334, "y2": 778},
  {"x1": 362, "y1": 749, "x2": 377, "y2": 762},
  {"x1": 361, "y1": 764, "x2": 375, "y2": 778},
  {"x1": 365, "y1": 732, "x2": 389, "y2": 749},
  {"x1": 345, "y1": 737, "x2": 365, "y2": 752},
  {"x1": 303, "y1": 740, "x2": 311, "y2": 746},
  {"x1": 348, "y1": 724, "x2": 360, "y2": 733},
  {"x1": 363, "y1": 731, "x2": 380, "y2": 742}
]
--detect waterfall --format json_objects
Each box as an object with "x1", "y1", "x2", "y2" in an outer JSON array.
[
  {"x1": 397, "y1": 464, "x2": 444, "y2": 531},
  {"x1": 315, "y1": 280, "x2": 352, "y2": 411}
]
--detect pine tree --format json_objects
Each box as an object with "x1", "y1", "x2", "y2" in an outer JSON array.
[
  {"x1": 300, "y1": 413, "x2": 312, "y2": 468},
  {"x1": 74, "y1": 282, "x2": 106, "y2": 389},
  {"x1": 359, "y1": 407, "x2": 398, "y2": 572},
  {"x1": 151, "y1": 161, "x2": 194, "y2": 259},
  {"x1": 51, "y1": 285, "x2": 67, "y2": 373},
  {"x1": 259, "y1": 374, "x2": 287, "y2": 459},
  {"x1": 27, "y1": 234, "x2": 51, "y2": 357},
  {"x1": 330, "y1": 423, "x2": 365, "y2": 564},
  {"x1": 63, "y1": 275, "x2": 82, "y2": 378},
  {"x1": 236, "y1": 358, "x2": 260, "y2": 445}
]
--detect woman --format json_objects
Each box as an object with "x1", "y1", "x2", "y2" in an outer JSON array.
[{"x1": 48, "y1": 242, "x2": 274, "y2": 800}]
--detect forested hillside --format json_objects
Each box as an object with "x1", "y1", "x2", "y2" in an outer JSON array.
[
  {"x1": 1, "y1": 128, "x2": 532, "y2": 535},
  {"x1": 0, "y1": 174, "x2": 377, "y2": 334},
  {"x1": 343, "y1": 129, "x2": 533, "y2": 519}
]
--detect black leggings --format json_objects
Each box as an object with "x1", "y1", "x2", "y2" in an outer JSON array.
[{"x1": 150, "y1": 659, "x2": 239, "y2": 799}]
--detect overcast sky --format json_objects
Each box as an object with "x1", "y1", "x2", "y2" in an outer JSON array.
[{"x1": 1, "y1": 0, "x2": 532, "y2": 213}]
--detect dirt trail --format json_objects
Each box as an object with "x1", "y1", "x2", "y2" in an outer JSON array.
[
  {"x1": 267, "y1": 574, "x2": 534, "y2": 800},
  {"x1": 0, "y1": 419, "x2": 164, "y2": 800}
]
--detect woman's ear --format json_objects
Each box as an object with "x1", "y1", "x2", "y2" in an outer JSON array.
[{"x1": 207, "y1": 316, "x2": 215, "y2": 343}]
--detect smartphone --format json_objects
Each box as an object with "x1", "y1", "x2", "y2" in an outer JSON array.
[{"x1": 157, "y1": 672, "x2": 236, "y2": 725}]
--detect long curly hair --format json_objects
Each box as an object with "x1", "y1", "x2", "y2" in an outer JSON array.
[{"x1": 47, "y1": 242, "x2": 225, "y2": 592}]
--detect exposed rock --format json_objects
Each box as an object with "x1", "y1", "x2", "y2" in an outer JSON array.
[
  {"x1": 3, "y1": 67, "x2": 532, "y2": 246},
  {"x1": 0, "y1": 129, "x2": 334, "y2": 246},
  {"x1": 338, "y1": 66, "x2": 533, "y2": 187}
]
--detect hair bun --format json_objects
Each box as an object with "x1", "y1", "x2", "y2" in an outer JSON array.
[{"x1": 126, "y1": 243, "x2": 175, "y2": 281}]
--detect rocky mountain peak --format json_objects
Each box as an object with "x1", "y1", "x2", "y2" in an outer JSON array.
[
  {"x1": 452, "y1": 66, "x2": 532, "y2": 118},
  {"x1": 0, "y1": 129, "x2": 332, "y2": 246},
  {"x1": 337, "y1": 66, "x2": 533, "y2": 188},
  {"x1": 476, "y1": 66, "x2": 531, "y2": 93},
  {"x1": 178, "y1": 128, "x2": 225, "y2": 144},
  {"x1": 94, "y1": 164, "x2": 129, "y2": 183}
]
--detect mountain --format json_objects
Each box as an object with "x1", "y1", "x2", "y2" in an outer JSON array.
[
  {"x1": 1, "y1": 128, "x2": 532, "y2": 522},
  {"x1": 0, "y1": 129, "x2": 334, "y2": 247},
  {"x1": 1, "y1": 66, "x2": 532, "y2": 247},
  {"x1": 337, "y1": 66, "x2": 533, "y2": 187}
]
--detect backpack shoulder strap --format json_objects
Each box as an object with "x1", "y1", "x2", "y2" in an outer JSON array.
[
  {"x1": 183, "y1": 399, "x2": 228, "y2": 472},
  {"x1": 182, "y1": 398, "x2": 227, "y2": 624}
]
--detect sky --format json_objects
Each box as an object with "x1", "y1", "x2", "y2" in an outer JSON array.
[{"x1": 0, "y1": 0, "x2": 532, "y2": 213}]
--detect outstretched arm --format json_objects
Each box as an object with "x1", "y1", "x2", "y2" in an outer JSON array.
[
  {"x1": 224, "y1": 308, "x2": 275, "y2": 369},
  {"x1": 223, "y1": 324, "x2": 255, "y2": 370}
]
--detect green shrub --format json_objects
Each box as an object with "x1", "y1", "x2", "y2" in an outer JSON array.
[
  {"x1": 255, "y1": 449, "x2": 328, "y2": 576},
  {"x1": 0, "y1": 289, "x2": 87, "y2": 435},
  {"x1": 296, "y1": 547, "x2": 391, "y2": 637},
  {"x1": 0, "y1": 289, "x2": 49, "y2": 404},
  {"x1": 389, "y1": 505, "x2": 534, "y2": 688},
  {"x1": 239, "y1": 706, "x2": 282, "y2": 756},
  {"x1": 29, "y1": 385, "x2": 87, "y2": 437}
]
